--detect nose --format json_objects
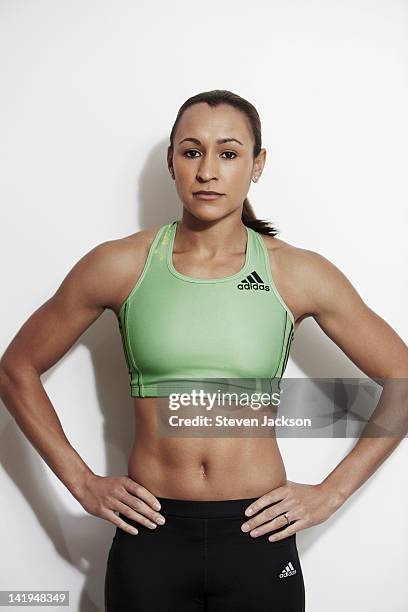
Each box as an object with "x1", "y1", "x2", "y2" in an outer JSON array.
[{"x1": 196, "y1": 154, "x2": 219, "y2": 182}]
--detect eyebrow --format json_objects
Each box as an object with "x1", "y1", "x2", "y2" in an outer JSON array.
[{"x1": 178, "y1": 137, "x2": 244, "y2": 146}]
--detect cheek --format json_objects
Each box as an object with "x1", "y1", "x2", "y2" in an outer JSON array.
[
  {"x1": 226, "y1": 157, "x2": 251, "y2": 176},
  {"x1": 224, "y1": 164, "x2": 251, "y2": 187},
  {"x1": 176, "y1": 162, "x2": 196, "y2": 184}
]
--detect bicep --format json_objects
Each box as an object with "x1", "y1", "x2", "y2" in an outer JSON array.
[
  {"x1": 1, "y1": 242, "x2": 113, "y2": 377},
  {"x1": 304, "y1": 252, "x2": 408, "y2": 379}
]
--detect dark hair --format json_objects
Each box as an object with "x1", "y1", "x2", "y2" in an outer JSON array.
[{"x1": 168, "y1": 89, "x2": 279, "y2": 237}]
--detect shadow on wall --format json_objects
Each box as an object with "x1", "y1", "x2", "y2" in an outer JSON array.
[{"x1": 0, "y1": 139, "x2": 369, "y2": 611}]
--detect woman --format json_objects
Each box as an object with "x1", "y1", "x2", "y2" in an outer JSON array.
[{"x1": 1, "y1": 89, "x2": 407, "y2": 612}]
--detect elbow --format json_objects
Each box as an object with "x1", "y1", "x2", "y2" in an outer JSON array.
[
  {"x1": 0, "y1": 366, "x2": 14, "y2": 401},
  {"x1": 0, "y1": 360, "x2": 38, "y2": 396},
  {"x1": 0, "y1": 363, "x2": 11, "y2": 388}
]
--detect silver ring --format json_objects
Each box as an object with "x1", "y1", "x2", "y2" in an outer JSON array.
[{"x1": 284, "y1": 511, "x2": 290, "y2": 525}]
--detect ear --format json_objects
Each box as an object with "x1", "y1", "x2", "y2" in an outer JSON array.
[
  {"x1": 167, "y1": 149, "x2": 175, "y2": 179},
  {"x1": 252, "y1": 148, "x2": 266, "y2": 179}
]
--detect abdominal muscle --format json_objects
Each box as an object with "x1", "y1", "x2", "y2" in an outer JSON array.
[{"x1": 127, "y1": 397, "x2": 288, "y2": 500}]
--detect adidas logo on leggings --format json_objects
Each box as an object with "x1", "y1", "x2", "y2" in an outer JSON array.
[
  {"x1": 237, "y1": 270, "x2": 270, "y2": 291},
  {"x1": 279, "y1": 561, "x2": 297, "y2": 578}
]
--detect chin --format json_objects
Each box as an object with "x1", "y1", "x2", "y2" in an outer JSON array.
[{"x1": 186, "y1": 207, "x2": 229, "y2": 223}]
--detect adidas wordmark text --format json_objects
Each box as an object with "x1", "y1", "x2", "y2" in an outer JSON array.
[{"x1": 237, "y1": 270, "x2": 270, "y2": 291}]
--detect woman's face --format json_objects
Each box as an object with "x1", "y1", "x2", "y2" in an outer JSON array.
[{"x1": 169, "y1": 102, "x2": 265, "y2": 222}]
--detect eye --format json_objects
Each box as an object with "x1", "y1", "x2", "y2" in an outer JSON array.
[
  {"x1": 183, "y1": 150, "x2": 200, "y2": 159},
  {"x1": 182, "y1": 150, "x2": 237, "y2": 160}
]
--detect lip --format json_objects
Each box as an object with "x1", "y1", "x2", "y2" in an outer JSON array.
[
  {"x1": 194, "y1": 190, "x2": 223, "y2": 195},
  {"x1": 193, "y1": 191, "x2": 224, "y2": 200}
]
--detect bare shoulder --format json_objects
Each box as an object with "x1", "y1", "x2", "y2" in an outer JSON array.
[
  {"x1": 259, "y1": 233, "x2": 352, "y2": 325},
  {"x1": 80, "y1": 225, "x2": 163, "y2": 317}
]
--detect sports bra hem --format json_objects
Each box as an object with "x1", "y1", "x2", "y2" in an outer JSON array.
[{"x1": 130, "y1": 380, "x2": 282, "y2": 398}]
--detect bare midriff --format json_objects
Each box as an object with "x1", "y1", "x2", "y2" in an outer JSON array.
[{"x1": 127, "y1": 397, "x2": 287, "y2": 501}]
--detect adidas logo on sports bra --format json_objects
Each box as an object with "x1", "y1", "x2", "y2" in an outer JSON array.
[{"x1": 237, "y1": 270, "x2": 270, "y2": 291}]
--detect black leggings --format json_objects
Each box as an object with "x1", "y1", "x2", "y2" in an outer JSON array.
[{"x1": 104, "y1": 496, "x2": 306, "y2": 611}]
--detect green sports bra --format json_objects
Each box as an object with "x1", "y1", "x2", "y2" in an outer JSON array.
[{"x1": 117, "y1": 220, "x2": 295, "y2": 398}]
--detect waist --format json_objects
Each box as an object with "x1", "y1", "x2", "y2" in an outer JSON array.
[
  {"x1": 128, "y1": 435, "x2": 287, "y2": 500},
  {"x1": 153, "y1": 495, "x2": 267, "y2": 518}
]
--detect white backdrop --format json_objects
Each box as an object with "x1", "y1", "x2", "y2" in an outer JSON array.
[{"x1": 1, "y1": 1, "x2": 407, "y2": 610}]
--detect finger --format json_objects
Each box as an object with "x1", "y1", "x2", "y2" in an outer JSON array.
[
  {"x1": 241, "y1": 501, "x2": 295, "y2": 532},
  {"x1": 268, "y1": 522, "x2": 303, "y2": 542},
  {"x1": 120, "y1": 492, "x2": 166, "y2": 525},
  {"x1": 255, "y1": 500, "x2": 292, "y2": 521},
  {"x1": 246, "y1": 515, "x2": 288, "y2": 537},
  {"x1": 123, "y1": 477, "x2": 162, "y2": 511},
  {"x1": 105, "y1": 510, "x2": 140, "y2": 535},
  {"x1": 244, "y1": 486, "x2": 288, "y2": 517},
  {"x1": 114, "y1": 500, "x2": 160, "y2": 530}
]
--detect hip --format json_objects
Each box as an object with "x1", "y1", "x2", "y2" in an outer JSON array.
[{"x1": 105, "y1": 496, "x2": 305, "y2": 611}]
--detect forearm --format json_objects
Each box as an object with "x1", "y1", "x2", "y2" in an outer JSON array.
[
  {"x1": 0, "y1": 366, "x2": 95, "y2": 502},
  {"x1": 320, "y1": 378, "x2": 408, "y2": 507}
]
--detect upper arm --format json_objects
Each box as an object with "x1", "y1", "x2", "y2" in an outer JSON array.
[
  {"x1": 0, "y1": 240, "x2": 125, "y2": 378},
  {"x1": 300, "y1": 250, "x2": 408, "y2": 379}
]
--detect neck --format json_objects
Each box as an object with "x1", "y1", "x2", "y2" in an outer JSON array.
[{"x1": 176, "y1": 214, "x2": 248, "y2": 258}]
